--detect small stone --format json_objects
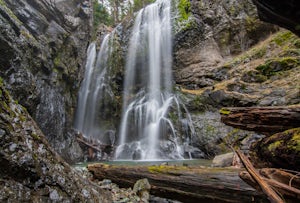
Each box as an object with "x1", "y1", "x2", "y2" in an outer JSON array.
[
  {"x1": 81, "y1": 189, "x2": 90, "y2": 198},
  {"x1": 212, "y1": 152, "x2": 234, "y2": 167},
  {"x1": 9, "y1": 143, "x2": 17, "y2": 152},
  {"x1": 133, "y1": 178, "x2": 151, "y2": 202},
  {"x1": 49, "y1": 189, "x2": 60, "y2": 201},
  {"x1": 101, "y1": 179, "x2": 112, "y2": 185},
  {"x1": 0, "y1": 129, "x2": 6, "y2": 137}
]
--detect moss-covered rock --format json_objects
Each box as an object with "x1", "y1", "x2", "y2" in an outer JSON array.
[
  {"x1": 256, "y1": 57, "x2": 300, "y2": 77},
  {"x1": 251, "y1": 128, "x2": 300, "y2": 170}
]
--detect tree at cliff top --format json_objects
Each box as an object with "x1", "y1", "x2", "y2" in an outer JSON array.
[
  {"x1": 93, "y1": 0, "x2": 155, "y2": 27},
  {"x1": 93, "y1": 0, "x2": 113, "y2": 27}
]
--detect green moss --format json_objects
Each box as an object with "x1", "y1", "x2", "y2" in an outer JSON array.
[
  {"x1": 168, "y1": 111, "x2": 178, "y2": 123},
  {"x1": 219, "y1": 108, "x2": 231, "y2": 115},
  {"x1": 205, "y1": 124, "x2": 216, "y2": 134},
  {"x1": 54, "y1": 56, "x2": 61, "y2": 68},
  {"x1": 256, "y1": 57, "x2": 300, "y2": 77},
  {"x1": 243, "y1": 70, "x2": 267, "y2": 83},
  {"x1": 148, "y1": 165, "x2": 188, "y2": 173},
  {"x1": 31, "y1": 133, "x2": 40, "y2": 140},
  {"x1": 267, "y1": 140, "x2": 283, "y2": 152},
  {"x1": 0, "y1": 0, "x2": 22, "y2": 25},
  {"x1": 293, "y1": 39, "x2": 300, "y2": 48},
  {"x1": 272, "y1": 31, "x2": 294, "y2": 46},
  {"x1": 174, "y1": 0, "x2": 195, "y2": 33},
  {"x1": 178, "y1": 0, "x2": 191, "y2": 22},
  {"x1": 290, "y1": 131, "x2": 300, "y2": 151},
  {"x1": 245, "y1": 16, "x2": 259, "y2": 33}
]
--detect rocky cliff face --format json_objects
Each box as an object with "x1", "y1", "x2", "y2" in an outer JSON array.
[
  {"x1": 0, "y1": 0, "x2": 92, "y2": 162},
  {"x1": 173, "y1": 0, "x2": 276, "y2": 89},
  {"x1": 0, "y1": 80, "x2": 111, "y2": 202},
  {"x1": 173, "y1": 0, "x2": 299, "y2": 157}
]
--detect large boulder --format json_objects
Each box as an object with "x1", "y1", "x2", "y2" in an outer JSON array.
[
  {"x1": 250, "y1": 128, "x2": 300, "y2": 170},
  {"x1": 0, "y1": 81, "x2": 111, "y2": 202}
]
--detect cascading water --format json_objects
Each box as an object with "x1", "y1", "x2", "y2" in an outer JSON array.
[
  {"x1": 115, "y1": 0, "x2": 195, "y2": 160},
  {"x1": 74, "y1": 35, "x2": 115, "y2": 145}
]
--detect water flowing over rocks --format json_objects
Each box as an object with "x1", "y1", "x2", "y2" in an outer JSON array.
[{"x1": 0, "y1": 0, "x2": 92, "y2": 162}]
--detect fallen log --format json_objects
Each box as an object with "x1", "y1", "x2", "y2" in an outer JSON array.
[
  {"x1": 220, "y1": 105, "x2": 300, "y2": 135},
  {"x1": 236, "y1": 150, "x2": 284, "y2": 203},
  {"x1": 88, "y1": 163, "x2": 268, "y2": 203},
  {"x1": 240, "y1": 168, "x2": 300, "y2": 202},
  {"x1": 75, "y1": 134, "x2": 114, "y2": 160}
]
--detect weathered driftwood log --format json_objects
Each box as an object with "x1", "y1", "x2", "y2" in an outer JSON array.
[
  {"x1": 76, "y1": 134, "x2": 114, "y2": 160},
  {"x1": 220, "y1": 105, "x2": 300, "y2": 135},
  {"x1": 250, "y1": 128, "x2": 300, "y2": 170},
  {"x1": 236, "y1": 150, "x2": 284, "y2": 203},
  {"x1": 240, "y1": 168, "x2": 300, "y2": 202},
  {"x1": 88, "y1": 164, "x2": 267, "y2": 203}
]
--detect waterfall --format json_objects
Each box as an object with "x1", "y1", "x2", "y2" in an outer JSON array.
[
  {"x1": 115, "y1": 0, "x2": 194, "y2": 160},
  {"x1": 75, "y1": 0, "x2": 196, "y2": 161},
  {"x1": 74, "y1": 35, "x2": 115, "y2": 143}
]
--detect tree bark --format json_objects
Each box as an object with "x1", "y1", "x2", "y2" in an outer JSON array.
[
  {"x1": 88, "y1": 163, "x2": 268, "y2": 203},
  {"x1": 220, "y1": 105, "x2": 300, "y2": 135}
]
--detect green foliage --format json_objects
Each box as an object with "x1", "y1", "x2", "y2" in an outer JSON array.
[
  {"x1": 132, "y1": 0, "x2": 155, "y2": 12},
  {"x1": 173, "y1": 0, "x2": 196, "y2": 33},
  {"x1": 93, "y1": 0, "x2": 112, "y2": 28},
  {"x1": 178, "y1": 0, "x2": 191, "y2": 22}
]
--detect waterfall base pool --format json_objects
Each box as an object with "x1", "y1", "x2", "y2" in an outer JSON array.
[{"x1": 74, "y1": 159, "x2": 212, "y2": 168}]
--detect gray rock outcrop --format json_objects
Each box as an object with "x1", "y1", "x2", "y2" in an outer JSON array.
[
  {"x1": 0, "y1": 0, "x2": 92, "y2": 162},
  {"x1": 0, "y1": 81, "x2": 111, "y2": 202}
]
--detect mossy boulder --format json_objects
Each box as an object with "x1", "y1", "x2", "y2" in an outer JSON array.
[{"x1": 251, "y1": 128, "x2": 300, "y2": 170}]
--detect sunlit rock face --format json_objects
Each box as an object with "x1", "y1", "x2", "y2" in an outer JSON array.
[
  {"x1": 252, "y1": 0, "x2": 300, "y2": 37},
  {"x1": 173, "y1": 0, "x2": 277, "y2": 90},
  {"x1": 172, "y1": 0, "x2": 299, "y2": 158},
  {"x1": 0, "y1": 0, "x2": 92, "y2": 162}
]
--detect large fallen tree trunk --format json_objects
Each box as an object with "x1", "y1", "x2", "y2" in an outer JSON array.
[
  {"x1": 88, "y1": 163, "x2": 268, "y2": 203},
  {"x1": 220, "y1": 105, "x2": 300, "y2": 135}
]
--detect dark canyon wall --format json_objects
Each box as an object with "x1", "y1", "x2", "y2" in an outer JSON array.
[{"x1": 0, "y1": 0, "x2": 92, "y2": 162}]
